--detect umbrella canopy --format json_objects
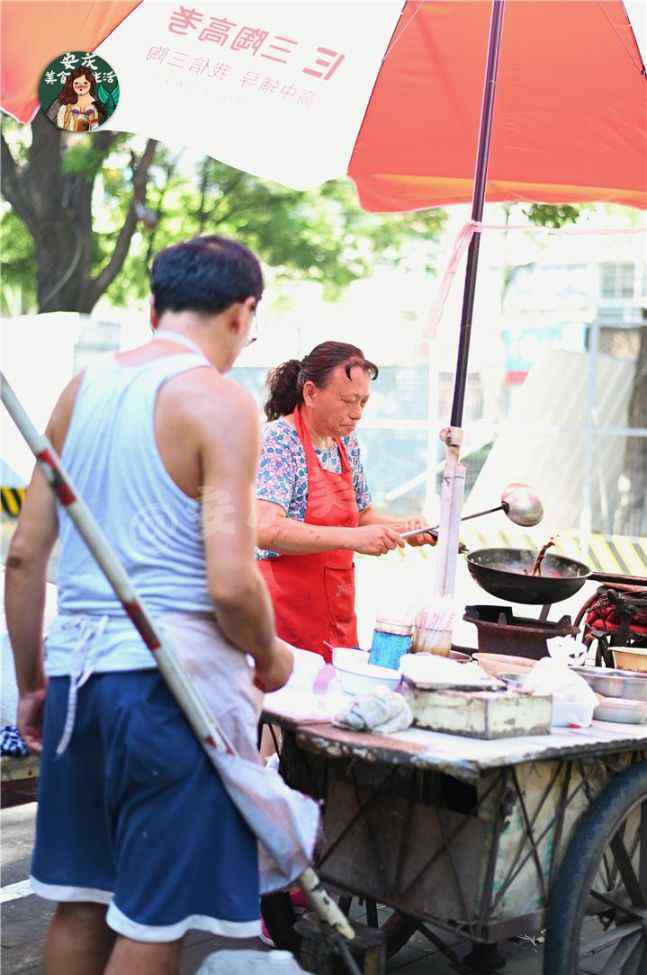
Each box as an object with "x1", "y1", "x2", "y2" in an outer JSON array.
[{"x1": 2, "y1": 1, "x2": 646, "y2": 211}]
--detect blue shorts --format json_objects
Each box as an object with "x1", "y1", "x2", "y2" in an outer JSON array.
[{"x1": 31, "y1": 671, "x2": 260, "y2": 942}]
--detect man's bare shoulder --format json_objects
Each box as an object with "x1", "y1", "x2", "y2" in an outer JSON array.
[
  {"x1": 164, "y1": 366, "x2": 258, "y2": 434},
  {"x1": 48, "y1": 371, "x2": 86, "y2": 452}
]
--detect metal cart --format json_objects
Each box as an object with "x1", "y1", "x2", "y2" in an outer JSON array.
[{"x1": 261, "y1": 703, "x2": 647, "y2": 974}]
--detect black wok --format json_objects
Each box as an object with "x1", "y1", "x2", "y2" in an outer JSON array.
[{"x1": 467, "y1": 548, "x2": 591, "y2": 605}]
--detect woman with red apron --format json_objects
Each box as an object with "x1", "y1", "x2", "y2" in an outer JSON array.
[{"x1": 257, "y1": 342, "x2": 435, "y2": 663}]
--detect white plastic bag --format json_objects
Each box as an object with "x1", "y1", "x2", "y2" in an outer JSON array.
[
  {"x1": 197, "y1": 949, "x2": 307, "y2": 974},
  {"x1": 547, "y1": 635, "x2": 588, "y2": 668},
  {"x1": 521, "y1": 657, "x2": 598, "y2": 727}
]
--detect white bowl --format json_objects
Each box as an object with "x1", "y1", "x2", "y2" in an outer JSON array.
[
  {"x1": 333, "y1": 649, "x2": 401, "y2": 695},
  {"x1": 332, "y1": 647, "x2": 369, "y2": 670}
]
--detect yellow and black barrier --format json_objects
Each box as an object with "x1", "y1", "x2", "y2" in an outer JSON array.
[{"x1": 1, "y1": 487, "x2": 25, "y2": 518}]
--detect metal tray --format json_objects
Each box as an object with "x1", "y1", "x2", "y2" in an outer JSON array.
[
  {"x1": 574, "y1": 666, "x2": 647, "y2": 702},
  {"x1": 594, "y1": 697, "x2": 647, "y2": 724}
]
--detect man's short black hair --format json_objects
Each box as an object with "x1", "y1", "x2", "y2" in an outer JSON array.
[{"x1": 151, "y1": 235, "x2": 264, "y2": 317}]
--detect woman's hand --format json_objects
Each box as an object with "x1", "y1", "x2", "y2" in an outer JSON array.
[
  {"x1": 399, "y1": 517, "x2": 438, "y2": 548},
  {"x1": 350, "y1": 525, "x2": 405, "y2": 556},
  {"x1": 17, "y1": 686, "x2": 47, "y2": 755}
]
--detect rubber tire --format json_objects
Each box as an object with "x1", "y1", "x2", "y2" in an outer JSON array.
[
  {"x1": 260, "y1": 892, "x2": 418, "y2": 959},
  {"x1": 543, "y1": 761, "x2": 647, "y2": 975}
]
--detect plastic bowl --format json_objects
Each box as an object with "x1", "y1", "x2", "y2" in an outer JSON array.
[
  {"x1": 613, "y1": 647, "x2": 647, "y2": 674},
  {"x1": 332, "y1": 647, "x2": 369, "y2": 671},
  {"x1": 332, "y1": 648, "x2": 401, "y2": 695}
]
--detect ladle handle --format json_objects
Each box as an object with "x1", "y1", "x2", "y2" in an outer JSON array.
[{"x1": 399, "y1": 504, "x2": 506, "y2": 540}]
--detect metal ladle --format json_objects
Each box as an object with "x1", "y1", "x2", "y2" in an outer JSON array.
[{"x1": 400, "y1": 481, "x2": 544, "y2": 539}]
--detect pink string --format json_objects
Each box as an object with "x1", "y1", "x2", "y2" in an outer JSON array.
[{"x1": 426, "y1": 219, "x2": 646, "y2": 337}]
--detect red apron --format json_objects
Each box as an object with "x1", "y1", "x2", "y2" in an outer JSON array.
[{"x1": 259, "y1": 407, "x2": 360, "y2": 663}]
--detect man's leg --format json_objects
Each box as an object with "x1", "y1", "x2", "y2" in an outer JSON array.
[
  {"x1": 104, "y1": 936, "x2": 182, "y2": 975},
  {"x1": 45, "y1": 902, "x2": 115, "y2": 975}
]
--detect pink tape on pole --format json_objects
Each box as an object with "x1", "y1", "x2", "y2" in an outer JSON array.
[{"x1": 426, "y1": 220, "x2": 479, "y2": 338}]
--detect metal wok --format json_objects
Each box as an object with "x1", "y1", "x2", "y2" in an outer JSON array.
[{"x1": 467, "y1": 548, "x2": 591, "y2": 605}]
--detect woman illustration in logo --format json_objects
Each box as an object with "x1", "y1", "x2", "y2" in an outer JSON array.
[{"x1": 56, "y1": 68, "x2": 105, "y2": 132}]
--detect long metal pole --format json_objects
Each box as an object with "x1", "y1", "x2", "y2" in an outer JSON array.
[
  {"x1": 450, "y1": 0, "x2": 506, "y2": 428},
  {"x1": 0, "y1": 371, "x2": 359, "y2": 962}
]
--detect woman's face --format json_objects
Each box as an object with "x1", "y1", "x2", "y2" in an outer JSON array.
[
  {"x1": 304, "y1": 363, "x2": 371, "y2": 439},
  {"x1": 73, "y1": 75, "x2": 91, "y2": 97}
]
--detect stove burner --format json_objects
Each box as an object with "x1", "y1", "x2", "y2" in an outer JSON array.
[{"x1": 464, "y1": 604, "x2": 577, "y2": 660}]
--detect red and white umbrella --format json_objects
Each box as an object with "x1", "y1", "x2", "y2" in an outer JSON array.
[
  {"x1": 2, "y1": 0, "x2": 646, "y2": 608},
  {"x1": 2, "y1": 1, "x2": 646, "y2": 210}
]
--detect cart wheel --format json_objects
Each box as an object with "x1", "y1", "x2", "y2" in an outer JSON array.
[
  {"x1": 543, "y1": 762, "x2": 647, "y2": 975},
  {"x1": 260, "y1": 892, "x2": 417, "y2": 959}
]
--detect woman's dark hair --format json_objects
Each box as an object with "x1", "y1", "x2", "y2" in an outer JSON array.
[
  {"x1": 151, "y1": 235, "x2": 264, "y2": 318},
  {"x1": 265, "y1": 341, "x2": 379, "y2": 421},
  {"x1": 59, "y1": 68, "x2": 105, "y2": 121}
]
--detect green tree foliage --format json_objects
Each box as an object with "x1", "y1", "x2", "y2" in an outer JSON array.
[{"x1": 0, "y1": 117, "x2": 446, "y2": 313}]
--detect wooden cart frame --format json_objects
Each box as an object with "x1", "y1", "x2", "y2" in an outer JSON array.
[{"x1": 262, "y1": 709, "x2": 647, "y2": 974}]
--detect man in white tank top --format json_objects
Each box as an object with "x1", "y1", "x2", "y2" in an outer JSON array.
[{"x1": 5, "y1": 236, "x2": 294, "y2": 975}]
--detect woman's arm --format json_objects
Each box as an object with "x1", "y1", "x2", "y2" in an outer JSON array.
[
  {"x1": 359, "y1": 507, "x2": 437, "y2": 547},
  {"x1": 258, "y1": 500, "x2": 354, "y2": 554},
  {"x1": 257, "y1": 500, "x2": 403, "y2": 557}
]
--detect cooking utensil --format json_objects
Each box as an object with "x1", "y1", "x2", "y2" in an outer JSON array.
[
  {"x1": 400, "y1": 481, "x2": 543, "y2": 539},
  {"x1": 573, "y1": 667, "x2": 647, "y2": 703},
  {"x1": 467, "y1": 548, "x2": 590, "y2": 605}
]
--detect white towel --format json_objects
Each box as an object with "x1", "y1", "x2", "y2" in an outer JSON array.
[{"x1": 333, "y1": 686, "x2": 413, "y2": 735}]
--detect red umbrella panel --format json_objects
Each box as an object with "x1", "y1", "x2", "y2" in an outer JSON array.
[
  {"x1": 1, "y1": 0, "x2": 645, "y2": 619},
  {"x1": 2, "y1": 1, "x2": 646, "y2": 210}
]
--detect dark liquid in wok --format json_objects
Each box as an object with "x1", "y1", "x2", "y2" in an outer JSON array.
[{"x1": 472, "y1": 550, "x2": 589, "y2": 579}]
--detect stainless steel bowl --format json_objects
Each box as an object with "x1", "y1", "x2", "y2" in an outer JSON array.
[{"x1": 574, "y1": 666, "x2": 647, "y2": 702}]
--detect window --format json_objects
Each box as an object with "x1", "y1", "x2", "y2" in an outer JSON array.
[{"x1": 600, "y1": 263, "x2": 635, "y2": 299}]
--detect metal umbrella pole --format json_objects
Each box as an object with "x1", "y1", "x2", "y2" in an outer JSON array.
[
  {"x1": 0, "y1": 370, "x2": 360, "y2": 973},
  {"x1": 431, "y1": 0, "x2": 507, "y2": 622}
]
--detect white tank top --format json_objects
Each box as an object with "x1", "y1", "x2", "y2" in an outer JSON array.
[{"x1": 45, "y1": 341, "x2": 213, "y2": 678}]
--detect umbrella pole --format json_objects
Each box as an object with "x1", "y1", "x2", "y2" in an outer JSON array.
[
  {"x1": 450, "y1": 0, "x2": 506, "y2": 429},
  {"x1": 432, "y1": 0, "x2": 506, "y2": 622},
  {"x1": 0, "y1": 371, "x2": 359, "y2": 957}
]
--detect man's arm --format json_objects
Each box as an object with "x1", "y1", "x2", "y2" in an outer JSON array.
[
  {"x1": 5, "y1": 465, "x2": 58, "y2": 697},
  {"x1": 195, "y1": 374, "x2": 292, "y2": 690},
  {"x1": 5, "y1": 374, "x2": 83, "y2": 750}
]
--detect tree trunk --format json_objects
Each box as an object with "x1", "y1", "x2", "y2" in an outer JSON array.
[
  {"x1": 619, "y1": 314, "x2": 647, "y2": 536},
  {"x1": 1, "y1": 114, "x2": 157, "y2": 314}
]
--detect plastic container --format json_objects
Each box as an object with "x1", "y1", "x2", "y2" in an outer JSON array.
[
  {"x1": 368, "y1": 617, "x2": 413, "y2": 670},
  {"x1": 413, "y1": 598, "x2": 456, "y2": 656},
  {"x1": 196, "y1": 949, "x2": 307, "y2": 974}
]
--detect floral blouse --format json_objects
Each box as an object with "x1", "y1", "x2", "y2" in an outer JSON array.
[
  {"x1": 57, "y1": 103, "x2": 100, "y2": 132},
  {"x1": 256, "y1": 416, "x2": 372, "y2": 560}
]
